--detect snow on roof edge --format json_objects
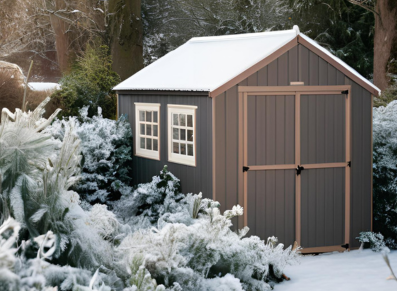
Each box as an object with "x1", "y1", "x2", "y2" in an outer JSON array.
[
  {"x1": 298, "y1": 33, "x2": 381, "y2": 95},
  {"x1": 189, "y1": 28, "x2": 297, "y2": 43},
  {"x1": 114, "y1": 87, "x2": 210, "y2": 92}
]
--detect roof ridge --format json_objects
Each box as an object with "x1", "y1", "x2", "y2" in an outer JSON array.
[{"x1": 189, "y1": 29, "x2": 296, "y2": 43}]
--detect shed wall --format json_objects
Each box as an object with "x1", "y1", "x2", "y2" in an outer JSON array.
[
  {"x1": 214, "y1": 44, "x2": 372, "y2": 248},
  {"x1": 118, "y1": 93, "x2": 213, "y2": 199}
]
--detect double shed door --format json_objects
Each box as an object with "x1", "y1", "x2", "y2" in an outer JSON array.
[{"x1": 240, "y1": 86, "x2": 351, "y2": 253}]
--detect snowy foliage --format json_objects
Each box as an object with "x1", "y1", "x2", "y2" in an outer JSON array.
[
  {"x1": 45, "y1": 106, "x2": 133, "y2": 205},
  {"x1": 373, "y1": 101, "x2": 397, "y2": 248},
  {"x1": 116, "y1": 167, "x2": 301, "y2": 290},
  {"x1": 357, "y1": 232, "x2": 386, "y2": 252},
  {"x1": 0, "y1": 99, "x2": 299, "y2": 290}
]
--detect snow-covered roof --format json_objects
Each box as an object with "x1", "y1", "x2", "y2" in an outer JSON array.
[
  {"x1": 114, "y1": 28, "x2": 298, "y2": 92},
  {"x1": 114, "y1": 26, "x2": 380, "y2": 96}
]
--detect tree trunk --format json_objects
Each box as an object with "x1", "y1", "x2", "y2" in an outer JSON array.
[
  {"x1": 109, "y1": 0, "x2": 143, "y2": 81},
  {"x1": 46, "y1": 0, "x2": 79, "y2": 73},
  {"x1": 373, "y1": 0, "x2": 397, "y2": 92}
]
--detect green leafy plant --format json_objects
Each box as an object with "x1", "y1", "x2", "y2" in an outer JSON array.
[{"x1": 51, "y1": 45, "x2": 120, "y2": 120}]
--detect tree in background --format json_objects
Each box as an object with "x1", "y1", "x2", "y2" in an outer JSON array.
[
  {"x1": 51, "y1": 44, "x2": 120, "y2": 119},
  {"x1": 108, "y1": 0, "x2": 144, "y2": 81},
  {"x1": 287, "y1": 0, "x2": 397, "y2": 92},
  {"x1": 44, "y1": 0, "x2": 143, "y2": 79},
  {"x1": 0, "y1": 0, "x2": 143, "y2": 80},
  {"x1": 142, "y1": 0, "x2": 292, "y2": 65}
]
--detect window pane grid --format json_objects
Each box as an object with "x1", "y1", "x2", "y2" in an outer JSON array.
[
  {"x1": 138, "y1": 109, "x2": 159, "y2": 153},
  {"x1": 170, "y1": 111, "x2": 194, "y2": 158}
]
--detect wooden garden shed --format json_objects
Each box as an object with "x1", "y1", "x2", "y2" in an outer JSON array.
[{"x1": 114, "y1": 26, "x2": 380, "y2": 253}]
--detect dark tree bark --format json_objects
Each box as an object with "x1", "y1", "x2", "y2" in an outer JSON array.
[
  {"x1": 108, "y1": 0, "x2": 143, "y2": 81},
  {"x1": 373, "y1": 0, "x2": 397, "y2": 91}
]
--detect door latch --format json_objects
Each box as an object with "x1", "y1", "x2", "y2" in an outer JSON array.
[{"x1": 296, "y1": 165, "x2": 304, "y2": 176}]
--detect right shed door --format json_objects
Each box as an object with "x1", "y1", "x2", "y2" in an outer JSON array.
[{"x1": 298, "y1": 93, "x2": 350, "y2": 250}]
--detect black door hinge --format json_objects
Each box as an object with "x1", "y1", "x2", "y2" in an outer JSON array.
[
  {"x1": 341, "y1": 90, "x2": 349, "y2": 95},
  {"x1": 341, "y1": 243, "x2": 349, "y2": 250},
  {"x1": 243, "y1": 166, "x2": 250, "y2": 172},
  {"x1": 296, "y1": 165, "x2": 304, "y2": 176},
  {"x1": 348, "y1": 161, "x2": 351, "y2": 167}
]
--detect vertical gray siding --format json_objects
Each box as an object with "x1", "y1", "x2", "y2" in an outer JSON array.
[
  {"x1": 301, "y1": 168, "x2": 345, "y2": 248},
  {"x1": 247, "y1": 170, "x2": 296, "y2": 246},
  {"x1": 118, "y1": 93, "x2": 213, "y2": 199},
  {"x1": 247, "y1": 95, "x2": 295, "y2": 165},
  {"x1": 215, "y1": 44, "x2": 372, "y2": 248},
  {"x1": 300, "y1": 94, "x2": 345, "y2": 164}
]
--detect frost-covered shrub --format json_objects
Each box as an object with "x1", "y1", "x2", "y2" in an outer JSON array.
[
  {"x1": 117, "y1": 184, "x2": 300, "y2": 290},
  {"x1": 45, "y1": 106, "x2": 133, "y2": 205},
  {"x1": 113, "y1": 166, "x2": 185, "y2": 226},
  {"x1": 357, "y1": 232, "x2": 386, "y2": 252},
  {"x1": 0, "y1": 98, "x2": 124, "y2": 289},
  {"x1": 373, "y1": 101, "x2": 397, "y2": 248}
]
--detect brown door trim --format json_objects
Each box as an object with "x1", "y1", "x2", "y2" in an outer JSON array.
[
  {"x1": 239, "y1": 85, "x2": 351, "y2": 93},
  {"x1": 301, "y1": 162, "x2": 347, "y2": 169},
  {"x1": 247, "y1": 164, "x2": 297, "y2": 170},
  {"x1": 300, "y1": 245, "x2": 347, "y2": 254},
  {"x1": 240, "y1": 86, "x2": 351, "y2": 251},
  {"x1": 295, "y1": 93, "x2": 301, "y2": 245}
]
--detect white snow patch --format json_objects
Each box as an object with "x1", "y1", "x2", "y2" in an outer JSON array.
[
  {"x1": 277, "y1": 250, "x2": 397, "y2": 291},
  {"x1": 28, "y1": 82, "x2": 60, "y2": 91}
]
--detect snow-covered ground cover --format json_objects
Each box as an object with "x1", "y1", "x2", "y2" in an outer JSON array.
[
  {"x1": 277, "y1": 250, "x2": 397, "y2": 291},
  {"x1": 28, "y1": 82, "x2": 60, "y2": 91}
]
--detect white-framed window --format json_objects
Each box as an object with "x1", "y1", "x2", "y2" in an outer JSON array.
[
  {"x1": 135, "y1": 103, "x2": 161, "y2": 160},
  {"x1": 167, "y1": 104, "x2": 197, "y2": 166}
]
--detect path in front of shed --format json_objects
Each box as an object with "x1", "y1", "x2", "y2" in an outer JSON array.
[{"x1": 276, "y1": 249, "x2": 397, "y2": 291}]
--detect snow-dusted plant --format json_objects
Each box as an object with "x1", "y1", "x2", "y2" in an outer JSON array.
[
  {"x1": 357, "y1": 232, "x2": 386, "y2": 252},
  {"x1": 0, "y1": 98, "x2": 123, "y2": 289},
  {"x1": 113, "y1": 166, "x2": 186, "y2": 227},
  {"x1": 0, "y1": 218, "x2": 21, "y2": 290},
  {"x1": 373, "y1": 101, "x2": 397, "y2": 248},
  {"x1": 45, "y1": 106, "x2": 133, "y2": 205},
  {"x1": 118, "y1": 191, "x2": 300, "y2": 290}
]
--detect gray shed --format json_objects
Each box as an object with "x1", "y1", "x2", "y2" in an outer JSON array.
[{"x1": 114, "y1": 26, "x2": 380, "y2": 253}]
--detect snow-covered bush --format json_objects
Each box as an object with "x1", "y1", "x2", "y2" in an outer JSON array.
[
  {"x1": 116, "y1": 169, "x2": 301, "y2": 290},
  {"x1": 113, "y1": 166, "x2": 185, "y2": 226},
  {"x1": 0, "y1": 98, "x2": 123, "y2": 289},
  {"x1": 0, "y1": 98, "x2": 299, "y2": 290},
  {"x1": 45, "y1": 106, "x2": 133, "y2": 205},
  {"x1": 357, "y1": 232, "x2": 386, "y2": 252},
  {"x1": 373, "y1": 101, "x2": 397, "y2": 248}
]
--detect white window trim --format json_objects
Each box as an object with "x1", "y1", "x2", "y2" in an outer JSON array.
[
  {"x1": 135, "y1": 103, "x2": 161, "y2": 160},
  {"x1": 167, "y1": 105, "x2": 197, "y2": 167}
]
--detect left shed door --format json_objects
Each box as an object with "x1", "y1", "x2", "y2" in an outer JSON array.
[{"x1": 244, "y1": 94, "x2": 296, "y2": 246}]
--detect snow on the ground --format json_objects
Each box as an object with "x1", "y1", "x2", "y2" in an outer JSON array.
[
  {"x1": 276, "y1": 249, "x2": 397, "y2": 291},
  {"x1": 28, "y1": 82, "x2": 60, "y2": 91}
]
